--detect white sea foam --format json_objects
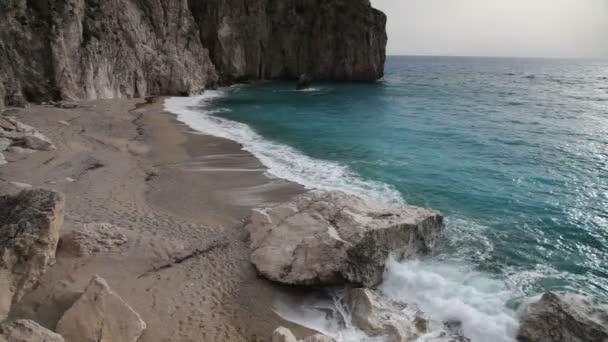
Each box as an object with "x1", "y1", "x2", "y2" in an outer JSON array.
[
  {"x1": 272, "y1": 258, "x2": 521, "y2": 342},
  {"x1": 272, "y1": 289, "x2": 383, "y2": 342},
  {"x1": 380, "y1": 258, "x2": 520, "y2": 342},
  {"x1": 164, "y1": 92, "x2": 403, "y2": 203}
]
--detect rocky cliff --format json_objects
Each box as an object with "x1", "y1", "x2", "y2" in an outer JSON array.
[{"x1": 0, "y1": 0, "x2": 386, "y2": 107}]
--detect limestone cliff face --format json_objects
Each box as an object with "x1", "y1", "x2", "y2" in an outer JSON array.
[
  {"x1": 0, "y1": 0, "x2": 218, "y2": 105},
  {"x1": 190, "y1": 0, "x2": 387, "y2": 84},
  {"x1": 0, "y1": 0, "x2": 386, "y2": 106}
]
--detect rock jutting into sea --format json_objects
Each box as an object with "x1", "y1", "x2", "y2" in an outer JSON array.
[
  {"x1": 245, "y1": 191, "x2": 444, "y2": 287},
  {"x1": 296, "y1": 74, "x2": 313, "y2": 90},
  {"x1": 0, "y1": 0, "x2": 386, "y2": 107},
  {"x1": 517, "y1": 292, "x2": 608, "y2": 342}
]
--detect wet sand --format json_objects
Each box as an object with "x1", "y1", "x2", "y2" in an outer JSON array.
[{"x1": 0, "y1": 98, "x2": 313, "y2": 341}]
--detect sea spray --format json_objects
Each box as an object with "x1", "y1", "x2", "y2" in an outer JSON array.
[{"x1": 380, "y1": 258, "x2": 519, "y2": 342}]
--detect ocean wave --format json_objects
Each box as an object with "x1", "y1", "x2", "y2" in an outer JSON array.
[
  {"x1": 381, "y1": 258, "x2": 520, "y2": 342},
  {"x1": 164, "y1": 93, "x2": 403, "y2": 203},
  {"x1": 273, "y1": 257, "x2": 520, "y2": 342}
]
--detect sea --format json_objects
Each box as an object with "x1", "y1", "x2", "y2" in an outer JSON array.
[{"x1": 165, "y1": 56, "x2": 608, "y2": 341}]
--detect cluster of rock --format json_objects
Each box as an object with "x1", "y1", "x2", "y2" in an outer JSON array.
[
  {"x1": 0, "y1": 116, "x2": 55, "y2": 165},
  {"x1": 0, "y1": 0, "x2": 386, "y2": 107},
  {"x1": 246, "y1": 191, "x2": 608, "y2": 342},
  {"x1": 0, "y1": 188, "x2": 146, "y2": 342},
  {"x1": 246, "y1": 191, "x2": 451, "y2": 341},
  {"x1": 347, "y1": 288, "x2": 434, "y2": 342},
  {"x1": 1, "y1": 180, "x2": 606, "y2": 342}
]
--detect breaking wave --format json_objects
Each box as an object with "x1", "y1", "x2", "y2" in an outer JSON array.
[{"x1": 164, "y1": 92, "x2": 403, "y2": 203}]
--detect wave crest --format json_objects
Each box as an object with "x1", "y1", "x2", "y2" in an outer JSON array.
[{"x1": 164, "y1": 93, "x2": 403, "y2": 203}]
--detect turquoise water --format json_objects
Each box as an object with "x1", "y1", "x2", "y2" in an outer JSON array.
[{"x1": 167, "y1": 56, "x2": 608, "y2": 341}]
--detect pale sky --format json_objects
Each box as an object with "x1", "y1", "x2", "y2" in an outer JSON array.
[{"x1": 370, "y1": 0, "x2": 608, "y2": 59}]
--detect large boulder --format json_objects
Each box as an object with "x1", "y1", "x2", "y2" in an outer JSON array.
[
  {"x1": 0, "y1": 319, "x2": 65, "y2": 342},
  {"x1": 246, "y1": 191, "x2": 443, "y2": 287},
  {"x1": 517, "y1": 292, "x2": 608, "y2": 342},
  {"x1": 347, "y1": 288, "x2": 429, "y2": 342},
  {"x1": 0, "y1": 189, "x2": 65, "y2": 320},
  {"x1": 56, "y1": 275, "x2": 146, "y2": 342}
]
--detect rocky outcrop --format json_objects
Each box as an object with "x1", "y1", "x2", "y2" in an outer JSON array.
[
  {"x1": 0, "y1": 117, "x2": 55, "y2": 154},
  {"x1": 0, "y1": 189, "x2": 65, "y2": 320},
  {"x1": 245, "y1": 191, "x2": 444, "y2": 287},
  {"x1": 0, "y1": 319, "x2": 65, "y2": 342},
  {"x1": 0, "y1": 0, "x2": 386, "y2": 106},
  {"x1": 272, "y1": 327, "x2": 335, "y2": 342},
  {"x1": 59, "y1": 222, "x2": 128, "y2": 257},
  {"x1": 517, "y1": 292, "x2": 608, "y2": 342},
  {"x1": 56, "y1": 275, "x2": 146, "y2": 342},
  {"x1": 347, "y1": 288, "x2": 429, "y2": 342},
  {"x1": 296, "y1": 74, "x2": 313, "y2": 90}
]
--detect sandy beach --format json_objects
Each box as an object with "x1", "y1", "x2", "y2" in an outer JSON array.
[{"x1": 0, "y1": 98, "x2": 312, "y2": 341}]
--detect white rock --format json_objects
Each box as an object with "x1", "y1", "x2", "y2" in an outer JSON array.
[
  {"x1": 272, "y1": 327, "x2": 335, "y2": 342},
  {"x1": 246, "y1": 191, "x2": 444, "y2": 287},
  {"x1": 272, "y1": 327, "x2": 298, "y2": 342},
  {"x1": 348, "y1": 288, "x2": 429, "y2": 342},
  {"x1": 56, "y1": 275, "x2": 146, "y2": 342}
]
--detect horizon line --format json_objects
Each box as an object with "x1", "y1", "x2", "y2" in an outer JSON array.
[{"x1": 386, "y1": 54, "x2": 607, "y2": 61}]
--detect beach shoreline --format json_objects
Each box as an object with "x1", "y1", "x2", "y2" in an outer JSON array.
[{"x1": 0, "y1": 97, "x2": 312, "y2": 341}]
